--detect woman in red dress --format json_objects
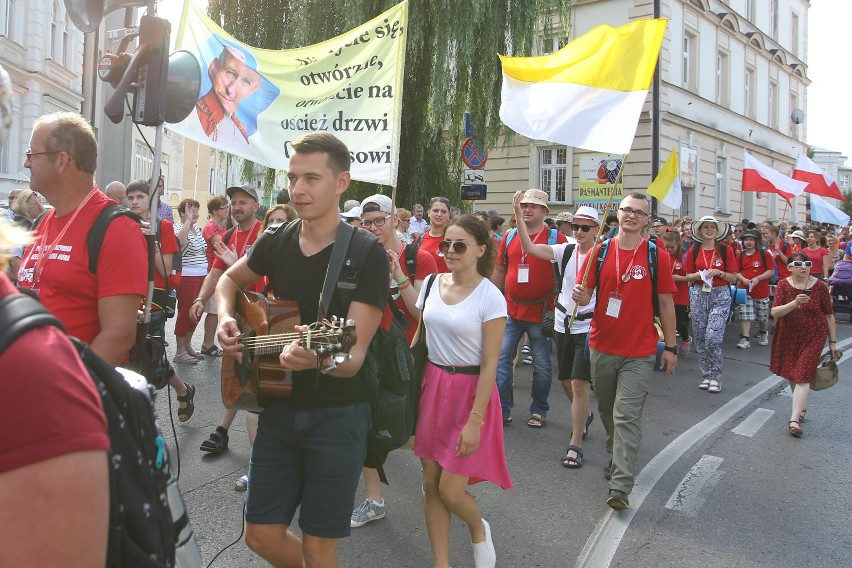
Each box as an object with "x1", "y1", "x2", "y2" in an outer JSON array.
[{"x1": 769, "y1": 252, "x2": 840, "y2": 437}]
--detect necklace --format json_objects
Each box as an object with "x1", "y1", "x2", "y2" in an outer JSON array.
[{"x1": 615, "y1": 237, "x2": 645, "y2": 284}]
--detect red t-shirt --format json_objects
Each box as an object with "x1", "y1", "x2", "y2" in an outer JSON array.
[
  {"x1": 670, "y1": 253, "x2": 689, "y2": 306},
  {"x1": 418, "y1": 232, "x2": 449, "y2": 273},
  {"x1": 380, "y1": 245, "x2": 440, "y2": 343},
  {"x1": 581, "y1": 238, "x2": 677, "y2": 357},
  {"x1": 212, "y1": 220, "x2": 263, "y2": 293},
  {"x1": 155, "y1": 219, "x2": 179, "y2": 290},
  {"x1": 0, "y1": 275, "x2": 110, "y2": 474},
  {"x1": 17, "y1": 191, "x2": 147, "y2": 344},
  {"x1": 803, "y1": 246, "x2": 830, "y2": 275},
  {"x1": 202, "y1": 219, "x2": 228, "y2": 266},
  {"x1": 737, "y1": 249, "x2": 776, "y2": 300},
  {"x1": 768, "y1": 241, "x2": 792, "y2": 279},
  {"x1": 499, "y1": 227, "x2": 568, "y2": 322},
  {"x1": 684, "y1": 244, "x2": 738, "y2": 288}
]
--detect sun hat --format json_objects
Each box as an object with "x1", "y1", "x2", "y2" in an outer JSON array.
[
  {"x1": 691, "y1": 215, "x2": 730, "y2": 242},
  {"x1": 519, "y1": 189, "x2": 550, "y2": 212},
  {"x1": 572, "y1": 205, "x2": 600, "y2": 226},
  {"x1": 789, "y1": 230, "x2": 806, "y2": 243},
  {"x1": 555, "y1": 211, "x2": 573, "y2": 223}
]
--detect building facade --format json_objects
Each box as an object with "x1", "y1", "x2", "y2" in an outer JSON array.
[{"x1": 483, "y1": 0, "x2": 812, "y2": 227}]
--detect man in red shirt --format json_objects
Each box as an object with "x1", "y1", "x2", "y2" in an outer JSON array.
[
  {"x1": 765, "y1": 223, "x2": 791, "y2": 281},
  {"x1": 17, "y1": 112, "x2": 146, "y2": 365},
  {"x1": 492, "y1": 189, "x2": 568, "y2": 427},
  {"x1": 734, "y1": 230, "x2": 775, "y2": 349},
  {"x1": 199, "y1": 195, "x2": 230, "y2": 354},
  {"x1": 573, "y1": 193, "x2": 678, "y2": 510}
]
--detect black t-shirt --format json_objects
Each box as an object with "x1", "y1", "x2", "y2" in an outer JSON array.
[{"x1": 247, "y1": 223, "x2": 388, "y2": 408}]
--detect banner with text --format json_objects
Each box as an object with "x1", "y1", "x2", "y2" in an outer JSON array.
[
  {"x1": 577, "y1": 153, "x2": 624, "y2": 213},
  {"x1": 172, "y1": 0, "x2": 408, "y2": 185}
]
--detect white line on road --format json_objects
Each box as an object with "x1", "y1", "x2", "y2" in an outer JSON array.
[
  {"x1": 732, "y1": 408, "x2": 775, "y2": 437},
  {"x1": 575, "y1": 337, "x2": 852, "y2": 568},
  {"x1": 664, "y1": 455, "x2": 724, "y2": 517},
  {"x1": 779, "y1": 384, "x2": 793, "y2": 397}
]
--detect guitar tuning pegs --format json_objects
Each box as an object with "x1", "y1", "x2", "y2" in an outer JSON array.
[{"x1": 345, "y1": 319, "x2": 355, "y2": 327}]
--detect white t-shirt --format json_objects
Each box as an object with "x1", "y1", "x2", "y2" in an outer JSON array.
[
  {"x1": 416, "y1": 274, "x2": 507, "y2": 367},
  {"x1": 173, "y1": 222, "x2": 208, "y2": 277},
  {"x1": 407, "y1": 217, "x2": 427, "y2": 237},
  {"x1": 552, "y1": 243, "x2": 596, "y2": 335}
]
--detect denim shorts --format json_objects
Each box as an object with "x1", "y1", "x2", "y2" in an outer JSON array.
[
  {"x1": 244, "y1": 400, "x2": 370, "y2": 538},
  {"x1": 555, "y1": 331, "x2": 591, "y2": 381}
]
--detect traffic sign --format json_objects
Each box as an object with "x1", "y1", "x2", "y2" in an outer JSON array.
[
  {"x1": 464, "y1": 169, "x2": 485, "y2": 184},
  {"x1": 461, "y1": 138, "x2": 488, "y2": 169},
  {"x1": 461, "y1": 184, "x2": 487, "y2": 200}
]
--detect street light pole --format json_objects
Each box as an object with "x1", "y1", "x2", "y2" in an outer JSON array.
[{"x1": 650, "y1": 0, "x2": 661, "y2": 218}]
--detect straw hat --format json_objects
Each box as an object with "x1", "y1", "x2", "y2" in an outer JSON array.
[{"x1": 691, "y1": 215, "x2": 730, "y2": 242}]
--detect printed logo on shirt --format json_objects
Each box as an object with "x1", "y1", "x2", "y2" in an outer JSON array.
[
  {"x1": 628, "y1": 265, "x2": 648, "y2": 280},
  {"x1": 17, "y1": 245, "x2": 74, "y2": 283},
  {"x1": 713, "y1": 258, "x2": 723, "y2": 267},
  {"x1": 753, "y1": 261, "x2": 761, "y2": 268},
  {"x1": 674, "y1": 261, "x2": 682, "y2": 270}
]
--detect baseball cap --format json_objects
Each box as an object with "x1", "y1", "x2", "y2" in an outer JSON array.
[
  {"x1": 341, "y1": 206, "x2": 361, "y2": 220},
  {"x1": 226, "y1": 185, "x2": 259, "y2": 202},
  {"x1": 361, "y1": 194, "x2": 393, "y2": 214}
]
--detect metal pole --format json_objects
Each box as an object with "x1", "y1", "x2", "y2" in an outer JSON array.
[
  {"x1": 142, "y1": 122, "x2": 164, "y2": 323},
  {"x1": 650, "y1": 0, "x2": 662, "y2": 218}
]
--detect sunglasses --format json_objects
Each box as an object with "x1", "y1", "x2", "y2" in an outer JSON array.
[
  {"x1": 438, "y1": 240, "x2": 468, "y2": 255},
  {"x1": 571, "y1": 224, "x2": 594, "y2": 233},
  {"x1": 790, "y1": 260, "x2": 813, "y2": 268}
]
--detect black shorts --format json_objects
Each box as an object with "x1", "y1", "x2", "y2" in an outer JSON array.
[{"x1": 555, "y1": 331, "x2": 591, "y2": 382}]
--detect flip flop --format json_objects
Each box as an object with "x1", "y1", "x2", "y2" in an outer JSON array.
[{"x1": 562, "y1": 445, "x2": 583, "y2": 468}]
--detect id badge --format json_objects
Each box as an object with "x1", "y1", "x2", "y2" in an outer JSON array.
[
  {"x1": 702, "y1": 283, "x2": 712, "y2": 293},
  {"x1": 605, "y1": 292, "x2": 623, "y2": 318},
  {"x1": 517, "y1": 264, "x2": 530, "y2": 283}
]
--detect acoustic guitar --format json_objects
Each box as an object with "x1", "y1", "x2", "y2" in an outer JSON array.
[{"x1": 221, "y1": 291, "x2": 356, "y2": 411}]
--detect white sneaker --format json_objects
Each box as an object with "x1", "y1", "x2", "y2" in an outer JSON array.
[
  {"x1": 521, "y1": 344, "x2": 531, "y2": 355},
  {"x1": 757, "y1": 332, "x2": 769, "y2": 346},
  {"x1": 350, "y1": 498, "x2": 385, "y2": 528},
  {"x1": 472, "y1": 518, "x2": 496, "y2": 568},
  {"x1": 522, "y1": 355, "x2": 533, "y2": 365},
  {"x1": 736, "y1": 337, "x2": 750, "y2": 349}
]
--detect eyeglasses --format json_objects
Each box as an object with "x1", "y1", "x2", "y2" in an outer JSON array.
[
  {"x1": 360, "y1": 214, "x2": 390, "y2": 228},
  {"x1": 430, "y1": 197, "x2": 450, "y2": 205},
  {"x1": 25, "y1": 150, "x2": 60, "y2": 161},
  {"x1": 571, "y1": 224, "x2": 594, "y2": 233},
  {"x1": 652, "y1": 224, "x2": 665, "y2": 229},
  {"x1": 618, "y1": 207, "x2": 649, "y2": 218},
  {"x1": 437, "y1": 240, "x2": 468, "y2": 255},
  {"x1": 790, "y1": 260, "x2": 813, "y2": 268}
]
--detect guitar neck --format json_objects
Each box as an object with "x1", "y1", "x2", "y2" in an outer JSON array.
[{"x1": 240, "y1": 332, "x2": 339, "y2": 356}]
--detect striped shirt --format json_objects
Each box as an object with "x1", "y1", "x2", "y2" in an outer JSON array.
[{"x1": 174, "y1": 223, "x2": 208, "y2": 276}]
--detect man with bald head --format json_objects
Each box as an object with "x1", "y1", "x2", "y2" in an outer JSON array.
[{"x1": 103, "y1": 181, "x2": 126, "y2": 207}]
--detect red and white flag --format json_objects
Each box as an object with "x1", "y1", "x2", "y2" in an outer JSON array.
[
  {"x1": 792, "y1": 152, "x2": 846, "y2": 201},
  {"x1": 742, "y1": 151, "x2": 808, "y2": 204}
]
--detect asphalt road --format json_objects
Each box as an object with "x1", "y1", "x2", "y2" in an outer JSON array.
[{"x1": 155, "y1": 316, "x2": 852, "y2": 568}]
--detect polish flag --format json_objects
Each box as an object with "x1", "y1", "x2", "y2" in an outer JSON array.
[
  {"x1": 742, "y1": 151, "x2": 808, "y2": 204},
  {"x1": 792, "y1": 152, "x2": 846, "y2": 201}
]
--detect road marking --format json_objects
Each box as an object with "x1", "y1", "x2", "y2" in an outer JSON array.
[
  {"x1": 664, "y1": 455, "x2": 724, "y2": 517},
  {"x1": 732, "y1": 408, "x2": 775, "y2": 437},
  {"x1": 779, "y1": 385, "x2": 793, "y2": 397},
  {"x1": 575, "y1": 337, "x2": 852, "y2": 568}
]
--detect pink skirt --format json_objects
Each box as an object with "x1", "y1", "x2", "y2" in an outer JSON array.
[{"x1": 414, "y1": 362, "x2": 513, "y2": 489}]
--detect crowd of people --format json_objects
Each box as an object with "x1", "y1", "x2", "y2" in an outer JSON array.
[{"x1": 1, "y1": 108, "x2": 848, "y2": 567}]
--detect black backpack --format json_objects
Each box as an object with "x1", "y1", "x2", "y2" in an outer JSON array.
[{"x1": 0, "y1": 292, "x2": 180, "y2": 567}]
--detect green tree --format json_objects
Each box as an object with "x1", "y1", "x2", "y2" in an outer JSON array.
[
  {"x1": 840, "y1": 190, "x2": 852, "y2": 218},
  {"x1": 207, "y1": 0, "x2": 571, "y2": 207}
]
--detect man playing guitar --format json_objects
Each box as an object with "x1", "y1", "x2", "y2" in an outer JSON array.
[{"x1": 215, "y1": 132, "x2": 387, "y2": 567}]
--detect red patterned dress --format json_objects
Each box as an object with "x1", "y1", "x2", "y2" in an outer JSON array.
[{"x1": 769, "y1": 278, "x2": 833, "y2": 383}]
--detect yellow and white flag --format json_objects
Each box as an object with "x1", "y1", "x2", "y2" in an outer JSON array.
[
  {"x1": 171, "y1": 0, "x2": 408, "y2": 185},
  {"x1": 499, "y1": 19, "x2": 667, "y2": 155},
  {"x1": 647, "y1": 148, "x2": 682, "y2": 209}
]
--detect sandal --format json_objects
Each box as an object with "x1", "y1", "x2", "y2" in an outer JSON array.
[
  {"x1": 176, "y1": 383, "x2": 196, "y2": 422},
  {"x1": 527, "y1": 413, "x2": 545, "y2": 428},
  {"x1": 200, "y1": 428, "x2": 229, "y2": 454},
  {"x1": 707, "y1": 379, "x2": 721, "y2": 393},
  {"x1": 186, "y1": 347, "x2": 204, "y2": 360},
  {"x1": 698, "y1": 378, "x2": 711, "y2": 390},
  {"x1": 562, "y1": 445, "x2": 584, "y2": 468},
  {"x1": 789, "y1": 420, "x2": 802, "y2": 437},
  {"x1": 798, "y1": 409, "x2": 807, "y2": 424},
  {"x1": 173, "y1": 351, "x2": 199, "y2": 365},
  {"x1": 201, "y1": 344, "x2": 224, "y2": 357}
]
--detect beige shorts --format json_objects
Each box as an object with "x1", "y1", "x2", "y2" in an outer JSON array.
[{"x1": 205, "y1": 296, "x2": 217, "y2": 315}]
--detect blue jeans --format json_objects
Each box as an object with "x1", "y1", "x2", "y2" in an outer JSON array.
[{"x1": 496, "y1": 316, "x2": 553, "y2": 418}]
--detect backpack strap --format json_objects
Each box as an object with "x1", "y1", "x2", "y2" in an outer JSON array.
[
  {"x1": 318, "y1": 222, "x2": 357, "y2": 320},
  {"x1": 648, "y1": 240, "x2": 659, "y2": 318},
  {"x1": 223, "y1": 226, "x2": 237, "y2": 246},
  {"x1": 0, "y1": 293, "x2": 65, "y2": 355},
  {"x1": 502, "y1": 228, "x2": 517, "y2": 267},
  {"x1": 595, "y1": 238, "x2": 612, "y2": 287},
  {"x1": 553, "y1": 244, "x2": 576, "y2": 314},
  {"x1": 87, "y1": 205, "x2": 143, "y2": 274},
  {"x1": 403, "y1": 242, "x2": 418, "y2": 279},
  {"x1": 547, "y1": 229, "x2": 558, "y2": 246}
]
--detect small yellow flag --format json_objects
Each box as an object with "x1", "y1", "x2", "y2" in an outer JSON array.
[{"x1": 647, "y1": 148, "x2": 682, "y2": 209}]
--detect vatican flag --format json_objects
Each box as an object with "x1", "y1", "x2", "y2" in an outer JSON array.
[
  {"x1": 647, "y1": 148, "x2": 682, "y2": 209},
  {"x1": 499, "y1": 19, "x2": 667, "y2": 155}
]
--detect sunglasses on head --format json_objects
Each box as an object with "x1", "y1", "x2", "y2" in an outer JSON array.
[
  {"x1": 437, "y1": 240, "x2": 468, "y2": 255},
  {"x1": 790, "y1": 260, "x2": 813, "y2": 268},
  {"x1": 571, "y1": 224, "x2": 594, "y2": 233}
]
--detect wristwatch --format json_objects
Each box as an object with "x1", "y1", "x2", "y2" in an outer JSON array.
[{"x1": 663, "y1": 346, "x2": 678, "y2": 355}]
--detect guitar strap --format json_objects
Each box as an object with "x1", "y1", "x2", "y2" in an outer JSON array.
[{"x1": 318, "y1": 221, "x2": 356, "y2": 321}]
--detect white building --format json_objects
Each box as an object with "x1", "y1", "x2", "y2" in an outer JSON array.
[{"x1": 484, "y1": 0, "x2": 811, "y2": 226}]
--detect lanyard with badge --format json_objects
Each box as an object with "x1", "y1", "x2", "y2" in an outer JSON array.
[
  {"x1": 606, "y1": 237, "x2": 644, "y2": 318},
  {"x1": 517, "y1": 227, "x2": 546, "y2": 284},
  {"x1": 700, "y1": 248, "x2": 716, "y2": 293}
]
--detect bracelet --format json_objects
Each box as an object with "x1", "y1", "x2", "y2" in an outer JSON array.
[
  {"x1": 396, "y1": 276, "x2": 410, "y2": 287},
  {"x1": 193, "y1": 297, "x2": 204, "y2": 304},
  {"x1": 469, "y1": 411, "x2": 485, "y2": 422},
  {"x1": 398, "y1": 280, "x2": 412, "y2": 290}
]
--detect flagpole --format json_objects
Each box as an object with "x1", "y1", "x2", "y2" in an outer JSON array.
[{"x1": 565, "y1": 154, "x2": 628, "y2": 330}]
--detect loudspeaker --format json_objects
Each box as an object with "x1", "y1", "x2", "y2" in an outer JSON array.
[
  {"x1": 163, "y1": 50, "x2": 201, "y2": 124},
  {"x1": 63, "y1": 0, "x2": 148, "y2": 33}
]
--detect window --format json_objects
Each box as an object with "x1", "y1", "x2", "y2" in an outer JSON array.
[
  {"x1": 791, "y1": 12, "x2": 800, "y2": 56},
  {"x1": 682, "y1": 34, "x2": 698, "y2": 91},
  {"x1": 538, "y1": 33, "x2": 569, "y2": 55},
  {"x1": 715, "y1": 51, "x2": 729, "y2": 106},
  {"x1": 1, "y1": 0, "x2": 23, "y2": 44},
  {"x1": 539, "y1": 147, "x2": 567, "y2": 203},
  {"x1": 770, "y1": 0, "x2": 778, "y2": 40},
  {"x1": 134, "y1": 141, "x2": 154, "y2": 181},
  {"x1": 745, "y1": 67, "x2": 756, "y2": 119},
  {"x1": 715, "y1": 155, "x2": 727, "y2": 213},
  {"x1": 768, "y1": 81, "x2": 778, "y2": 129},
  {"x1": 746, "y1": 0, "x2": 755, "y2": 22},
  {"x1": 840, "y1": 173, "x2": 849, "y2": 190}
]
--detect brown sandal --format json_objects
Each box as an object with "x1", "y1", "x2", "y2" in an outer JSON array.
[
  {"x1": 788, "y1": 420, "x2": 802, "y2": 438},
  {"x1": 177, "y1": 383, "x2": 196, "y2": 422},
  {"x1": 798, "y1": 409, "x2": 807, "y2": 424}
]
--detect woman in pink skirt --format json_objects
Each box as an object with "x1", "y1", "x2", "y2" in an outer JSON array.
[{"x1": 414, "y1": 215, "x2": 511, "y2": 568}]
